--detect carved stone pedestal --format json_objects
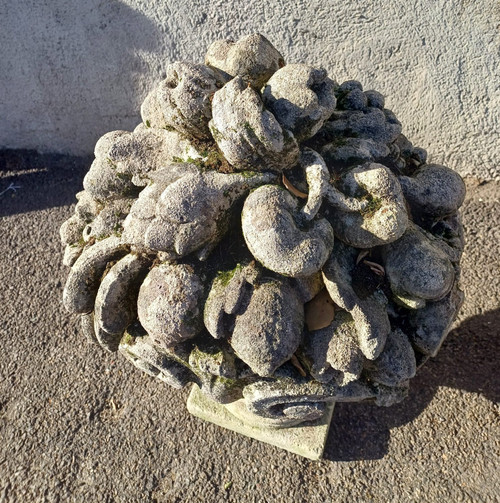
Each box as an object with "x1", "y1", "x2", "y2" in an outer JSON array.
[{"x1": 187, "y1": 384, "x2": 335, "y2": 460}]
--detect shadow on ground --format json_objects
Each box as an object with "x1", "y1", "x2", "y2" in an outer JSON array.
[
  {"x1": 324, "y1": 307, "x2": 499, "y2": 462},
  {"x1": 0, "y1": 150, "x2": 91, "y2": 217}
]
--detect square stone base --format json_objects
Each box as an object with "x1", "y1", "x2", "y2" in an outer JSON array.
[{"x1": 187, "y1": 385, "x2": 335, "y2": 460}]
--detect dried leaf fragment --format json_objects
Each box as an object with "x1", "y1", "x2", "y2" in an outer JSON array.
[
  {"x1": 356, "y1": 250, "x2": 370, "y2": 265},
  {"x1": 363, "y1": 260, "x2": 385, "y2": 276},
  {"x1": 290, "y1": 354, "x2": 307, "y2": 376},
  {"x1": 305, "y1": 288, "x2": 335, "y2": 331},
  {"x1": 282, "y1": 173, "x2": 308, "y2": 199}
]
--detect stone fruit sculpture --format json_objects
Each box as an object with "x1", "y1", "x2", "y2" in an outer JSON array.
[{"x1": 61, "y1": 34, "x2": 465, "y2": 427}]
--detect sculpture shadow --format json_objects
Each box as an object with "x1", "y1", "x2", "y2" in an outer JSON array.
[
  {"x1": 323, "y1": 308, "x2": 499, "y2": 462},
  {"x1": 3, "y1": 0, "x2": 163, "y2": 155},
  {"x1": 0, "y1": 149, "x2": 91, "y2": 217},
  {"x1": 1, "y1": 0, "x2": 165, "y2": 216}
]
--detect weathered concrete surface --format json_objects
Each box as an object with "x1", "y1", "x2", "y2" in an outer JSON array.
[
  {"x1": 0, "y1": 154, "x2": 499, "y2": 501},
  {"x1": 1, "y1": 1, "x2": 499, "y2": 180}
]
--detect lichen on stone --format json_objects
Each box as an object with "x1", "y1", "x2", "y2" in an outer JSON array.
[{"x1": 61, "y1": 33, "x2": 465, "y2": 428}]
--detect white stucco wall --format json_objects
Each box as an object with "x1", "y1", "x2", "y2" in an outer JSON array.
[{"x1": 1, "y1": 0, "x2": 499, "y2": 179}]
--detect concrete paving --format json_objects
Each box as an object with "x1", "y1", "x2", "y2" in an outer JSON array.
[{"x1": 0, "y1": 151, "x2": 498, "y2": 502}]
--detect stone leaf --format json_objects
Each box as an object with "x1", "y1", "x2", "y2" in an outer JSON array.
[
  {"x1": 399, "y1": 163, "x2": 466, "y2": 219},
  {"x1": 325, "y1": 311, "x2": 365, "y2": 384},
  {"x1": 205, "y1": 33, "x2": 285, "y2": 89},
  {"x1": 292, "y1": 272, "x2": 324, "y2": 303},
  {"x1": 300, "y1": 310, "x2": 364, "y2": 385},
  {"x1": 383, "y1": 222, "x2": 455, "y2": 305},
  {"x1": 204, "y1": 263, "x2": 259, "y2": 340},
  {"x1": 320, "y1": 136, "x2": 390, "y2": 169},
  {"x1": 62, "y1": 245, "x2": 84, "y2": 268},
  {"x1": 209, "y1": 76, "x2": 299, "y2": 172},
  {"x1": 188, "y1": 341, "x2": 238, "y2": 379},
  {"x1": 60, "y1": 189, "x2": 103, "y2": 249},
  {"x1": 108, "y1": 124, "x2": 201, "y2": 187},
  {"x1": 427, "y1": 213, "x2": 465, "y2": 264},
  {"x1": 93, "y1": 253, "x2": 151, "y2": 352},
  {"x1": 242, "y1": 184, "x2": 334, "y2": 277},
  {"x1": 94, "y1": 130, "x2": 130, "y2": 159},
  {"x1": 145, "y1": 170, "x2": 275, "y2": 260},
  {"x1": 364, "y1": 329, "x2": 417, "y2": 387},
  {"x1": 60, "y1": 213, "x2": 86, "y2": 247},
  {"x1": 83, "y1": 156, "x2": 137, "y2": 202},
  {"x1": 301, "y1": 308, "x2": 365, "y2": 384},
  {"x1": 327, "y1": 105, "x2": 402, "y2": 145},
  {"x1": 137, "y1": 263, "x2": 206, "y2": 349},
  {"x1": 322, "y1": 241, "x2": 390, "y2": 360},
  {"x1": 82, "y1": 198, "x2": 132, "y2": 243},
  {"x1": 299, "y1": 325, "x2": 341, "y2": 384},
  {"x1": 63, "y1": 236, "x2": 130, "y2": 314},
  {"x1": 119, "y1": 332, "x2": 196, "y2": 389},
  {"x1": 299, "y1": 148, "x2": 331, "y2": 221},
  {"x1": 263, "y1": 64, "x2": 337, "y2": 141},
  {"x1": 336, "y1": 81, "x2": 369, "y2": 111},
  {"x1": 74, "y1": 190, "x2": 102, "y2": 222},
  {"x1": 374, "y1": 382, "x2": 410, "y2": 407},
  {"x1": 231, "y1": 278, "x2": 304, "y2": 377},
  {"x1": 197, "y1": 375, "x2": 246, "y2": 405},
  {"x1": 408, "y1": 281, "x2": 465, "y2": 356},
  {"x1": 122, "y1": 164, "x2": 199, "y2": 251},
  {"x1": 327, "y1": 162, "x2": 409, "y2": 249},
  {"x1": 141, "y1": 62, "x2": 221, "y2": 139}
]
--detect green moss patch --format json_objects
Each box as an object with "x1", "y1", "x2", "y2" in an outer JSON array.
[{"x1": 359, "y1": 193, "x2": 382, "y2": 218}]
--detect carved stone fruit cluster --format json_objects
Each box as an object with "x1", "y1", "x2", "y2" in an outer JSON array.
[{"x1": 61, "y1": 34, "x2": 465, "y2": 427}]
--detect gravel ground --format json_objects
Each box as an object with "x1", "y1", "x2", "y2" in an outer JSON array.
[{"x1": 0, "y1": 151, "x2": 498, "y2": 503}]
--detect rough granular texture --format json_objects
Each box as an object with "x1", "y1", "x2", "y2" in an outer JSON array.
[{"x1": 60, "y1": 33, "x2": 465, "y2": 427}]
